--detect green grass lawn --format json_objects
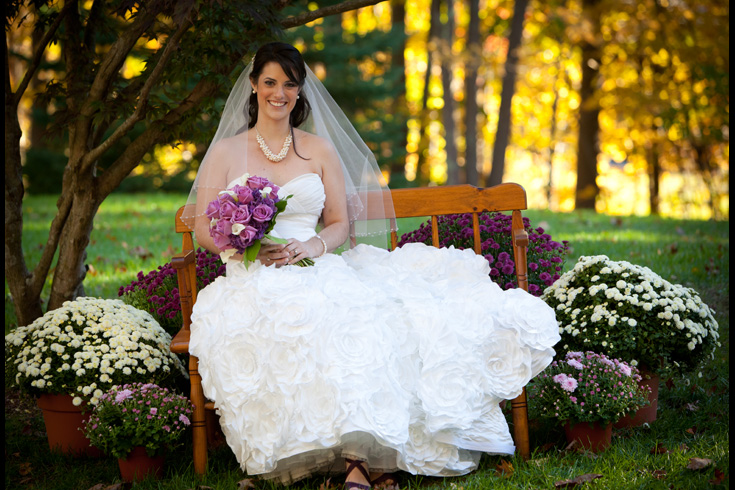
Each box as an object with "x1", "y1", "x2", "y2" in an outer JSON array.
[{"x1": 4, "y1": 193, "x2": 729, "y2": 489}]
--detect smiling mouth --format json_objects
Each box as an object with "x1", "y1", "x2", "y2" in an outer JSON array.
[{"x1": 268, "y1": 100, "x2": 287, "y2": 107}]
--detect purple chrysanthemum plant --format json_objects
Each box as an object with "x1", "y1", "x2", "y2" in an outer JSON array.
[
  {"x1": 119, "y1": 249, "x2": 225, "y2": 336},
  {"x1": 398, "y1": 212, "x2": 569, "y2": 296}
]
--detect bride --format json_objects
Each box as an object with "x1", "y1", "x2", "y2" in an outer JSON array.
[{"x1": 183, "y1": 42, "x2": 560, "y2": 489}]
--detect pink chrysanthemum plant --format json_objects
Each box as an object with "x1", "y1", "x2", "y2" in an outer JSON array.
[
  {"x1": 83, "y1": 383, "x2": 193, "y2": 459},
  {"x1": 531, "y1": 351, "x2": 651, "y2": 425}
]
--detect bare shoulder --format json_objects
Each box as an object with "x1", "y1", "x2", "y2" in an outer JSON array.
[
  {"x1": 205, "y1": 132, "x2": 249, "y2": 176},
  {"x1": 209, "y1": 132, "x2": 249, "y2": 158},
  {"x1": 293, "y1": 129, "x2": 337, "y2": 160}
]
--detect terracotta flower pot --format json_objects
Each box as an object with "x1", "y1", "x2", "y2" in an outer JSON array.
[
  {"x1": 118, "y1": 446, "x2": 165, "y2": 482},
  {"x1": 36, "y1": 393, "x2": 101, "y2": 457},
  {"x1": 615, "y1": 369, "x2": 660, "y2": 428},
  {"x1": 563, "y1": 420, "x2": 613, "y2": 453}
]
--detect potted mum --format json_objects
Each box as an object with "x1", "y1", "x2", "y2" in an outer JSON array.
[
  {"x1": 398, "y1": 212, "x2": 569, "y2": 296},
  {"x1": 5, "y1": 297, "x2": 186, "y2": 455},
  {"x1": 542, "y1": 255, "x2": 720, "y2": 424},
  {"x1": 84, "y1": 383, "x2": 193, "y2": 482},
  {"x1": 532, "y1": 351, "x2": 650, "y2": 452}
]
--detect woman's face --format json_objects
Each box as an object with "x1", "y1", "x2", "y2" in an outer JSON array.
[{"x1": 251, "y1": 61, "x2": 300, "y2": 123}]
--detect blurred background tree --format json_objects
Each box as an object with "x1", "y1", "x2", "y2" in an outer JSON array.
[{"x1": 7, "y1": 0, "x2": 728, "y2": 324}]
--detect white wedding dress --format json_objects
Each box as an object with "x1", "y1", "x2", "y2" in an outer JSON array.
[{"x1": 189, "y1": 173, "x2": 560, "y2": 484}]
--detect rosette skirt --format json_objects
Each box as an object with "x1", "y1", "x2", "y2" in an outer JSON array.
[{"x1": 190, "y1": 243, "x2": 559, "y2": 484}]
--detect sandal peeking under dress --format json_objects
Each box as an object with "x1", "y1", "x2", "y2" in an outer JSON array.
[{"x1": 344, "y1": 458, "x2": 372, "y2": 490}]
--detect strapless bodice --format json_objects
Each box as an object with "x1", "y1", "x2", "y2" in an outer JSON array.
[{"x1": 227, "y1": 173, "x2": 326, "y2": 242}]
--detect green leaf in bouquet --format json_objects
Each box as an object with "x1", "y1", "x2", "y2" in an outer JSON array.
[{"x1": 244, "y1": 242, "x2": 261, "y2": 268}]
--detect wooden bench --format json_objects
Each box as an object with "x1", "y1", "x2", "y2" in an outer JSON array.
[{"x1": 171, "y1": 182, "x2": 532, "y2": 475}]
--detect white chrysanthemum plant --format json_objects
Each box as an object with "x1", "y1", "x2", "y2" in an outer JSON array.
[
  {"x1": 542, "y1": 255, "x2": 720, "y2": 376},
  {"x1": 5, "y1": 298, "x2": 186, "y2": 407}
]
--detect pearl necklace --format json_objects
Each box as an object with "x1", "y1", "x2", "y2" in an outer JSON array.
[{"x1": 255, "y1": 127, "x2": 293, "y2": 163}]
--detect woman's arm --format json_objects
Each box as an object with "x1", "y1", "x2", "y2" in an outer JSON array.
[{"x1": 193, "y1": 143, "x2": 230, "y2": 255}]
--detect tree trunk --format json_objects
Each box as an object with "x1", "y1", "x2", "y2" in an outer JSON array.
[
  {"x1": 647, "y1": 140, "x2": 661, "y2": 215},
  {"x1": 47, "y1": 191, "x2": 99, "y2": 310},
  {"x1": 389, "y1": 0, "x2": 408, "y2": 181},
  {"x1": 5, "y1": 98, "x2": 45, "y2": 326},
  {"x1": 574, "y1": 0, "x2": 601, "y2": 210},
  {"x1": 692, "y1": 143, "x2": 717, "y2": 219},
  {"x1": 488, "y1": 0, "x2": 530, "y2": 187},
  {"x1": 464, "y1": 0, "x2": 480, "y2": 186},
  {"x1": 416, "y1": 0, "x2": 442, "y2": 185},
  {"x1": 441, "y1": 0, "x2": 459, "y2": 185}
]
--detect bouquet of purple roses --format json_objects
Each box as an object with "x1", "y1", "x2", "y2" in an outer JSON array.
[{"x1": 206, "y1": 174, "x2": 311, "y2": 267}]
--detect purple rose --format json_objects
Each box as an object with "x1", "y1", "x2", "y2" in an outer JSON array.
[
  {"x1": 246, "y1": 175, "x2": 272, "y2": 190},
  {"x1": 205, "y1": 199, "x2": 222, "y2": 219},
  {"x1": 230, "y1": 206, "x2": 251, "y2": 226},
  {"x1": 211, "y1": 219, "x2": 233, "y2": 250},
  {"x1": 251, "y1": 203, "x2": 275, "y2": 223},
  {"x1": 234, "y1": 185, "x2": 254, "y2": 205},
  {"x1": 232, "y1": 225, "x2": 259, "y2": 249},
  {"x1": 219, "y1": 200, "x2": 239, "y2": 219}
]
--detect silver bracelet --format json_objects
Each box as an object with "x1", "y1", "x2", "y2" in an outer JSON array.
[{"x1": 315, "y1": 234, "x2": 328, "y2": 257}]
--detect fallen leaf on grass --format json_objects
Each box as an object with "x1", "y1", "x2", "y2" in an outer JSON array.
[
  {"x1": 685, "y1": 426, "x2": 704, "y2": 436},
  {"x1": 709, "y1": 468, "x2": 727, "y2": 485},
  {"x1": 564, "y1": 439, "x2": 581, "y2": 452},
  {"x1": 651, "y1": 470, "x2": 667, "y2": 480},
  {"x1": 495, "y1": 459, "x2": 514, "y2": 477},
  {"x1": 162, "y1": 244, "x2": 177, "y2": 258},
  {"x1": 538, "y1": 442, "x2": 557, "y2": 453},
  {"x1": 318, "y1": 478, "x2": 338, "y2": 490},
  {"x1": 18, "y1": 461, "x2": 32, "y2": 476},
  {"x1": 86, "y1": 484, "x2": 128, "y2": 490},
  {"x1": 686, "y1": 458, "x2": 714, "y2": 470},
  {"x1": 553, "y1": 473, "x2": 603, "y2": 487},
  {"x1": 685, "y1": 402, "x2": 699, "y2": 412},
  {"x1": 129, "y1": 245, "x2": 153, "y2": 260},
  {"x1": 650, "y1": 443, "x2": 669, "y2": 454},
  {"x1": 678, "y1": 443, "x2": 690, "y2": 452}
]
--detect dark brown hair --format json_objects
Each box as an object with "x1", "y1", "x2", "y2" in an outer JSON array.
[{"x1": 247, "y1": 42, "x2": 311, "y2": 129}]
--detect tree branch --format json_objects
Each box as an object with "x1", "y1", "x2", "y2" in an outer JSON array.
[
  {"x1": 81, "y1": 7, "x2": 196, "y2": 171},
  {"x1": 12, "y1": 2, "x2": 74, "y2": 107},
  {"x1": 29, "y1": 192, "x2": 74, "y2": 298},
  {"x1": 96, "y1": 77, "x2": 222, "y2": 197},
  {"x1": 280, "y1": 0, "x2": 384, "y2": 29},
  {"x1": 84, "y1": 3, "x2": 164, "y2": 111},
  {"x1": 97, "y1": 0, "x2": 384, "y2": 196}
]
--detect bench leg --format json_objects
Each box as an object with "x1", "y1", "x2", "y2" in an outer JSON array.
[
  {"x1": 511, "y1": 387, "x2": 531, "y2": 460},
  {"x1": 190, "y1": 355, "x2": 208, "y2": 475}
]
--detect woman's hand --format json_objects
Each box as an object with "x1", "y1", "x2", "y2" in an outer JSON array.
[{"x1": 256, "y1": 238, "x2": 318, "y2": 267}]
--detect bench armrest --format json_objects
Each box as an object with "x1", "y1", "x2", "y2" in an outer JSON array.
[{"x1": 170, "y1": 249, "x2": 197, "y2": 353}]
